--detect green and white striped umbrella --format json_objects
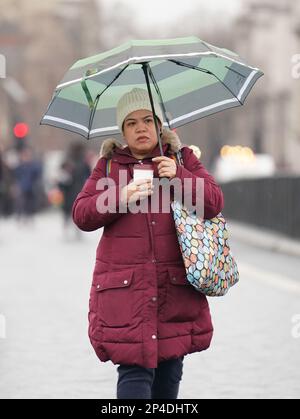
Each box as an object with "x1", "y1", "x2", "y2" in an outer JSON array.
[{"x1": 40, "y1": 36, "x2": 263, "y2": 141}]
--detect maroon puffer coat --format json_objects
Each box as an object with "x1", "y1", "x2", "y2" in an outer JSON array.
[{"x1": 72, "y1": 130, "x2": 224, "y2": 368}]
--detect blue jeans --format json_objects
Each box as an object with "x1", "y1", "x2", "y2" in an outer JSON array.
[{"x1": 117, "y1": 357, "x2": 184, "y2": 399}]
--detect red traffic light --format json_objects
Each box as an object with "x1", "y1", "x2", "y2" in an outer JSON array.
[{"x1": 14, "y1": 122, "x2": 29, "y2": 138}]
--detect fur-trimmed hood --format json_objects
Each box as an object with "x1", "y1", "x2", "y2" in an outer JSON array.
[{"x1": 99, "y1": 129, "x2": 182, "y2": 159}]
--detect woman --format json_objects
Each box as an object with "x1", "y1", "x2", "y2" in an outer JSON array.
[{"x1": 72, "y1": 88, "x2": 224, "y2": 399}]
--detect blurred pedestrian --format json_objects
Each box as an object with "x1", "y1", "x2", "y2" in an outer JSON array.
[
  {"x1": 57, "y1": 143, "x2": 90, "y2": 238},
  {"x1": 84, "y1": 149, "x2": 98, "y2": 172},
  {"x1": 72, "y1": 88, "x2": 224, "y2": 399},
  {"x1": 0, "y1": 149, "x2": 17, "y2": 217},
  {"x1": 13, "y1": 147, "x2": 42, "y2": 223},
  {"x1": 0, "y1": 148, "x2": 7, "y2": 216}
]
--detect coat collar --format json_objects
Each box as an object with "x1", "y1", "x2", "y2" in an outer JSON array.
[{"x1": 99, "y1": 129, "x2": 182, "y2": 163}]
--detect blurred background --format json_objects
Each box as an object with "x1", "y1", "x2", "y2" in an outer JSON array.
[{"x1": 0, "y1": 0, "x2": 300, "y2": 399}]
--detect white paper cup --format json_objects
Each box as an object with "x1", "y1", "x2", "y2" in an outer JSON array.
[{"x1": 133, "y1": 164, "x2": 154, "y2": 183}]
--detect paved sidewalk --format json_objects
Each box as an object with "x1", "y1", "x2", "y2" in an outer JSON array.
[
  {"x1": 0, "y1": 211, "x2": 299, "y2": 399},
  {"x1": 228, "y1": 219, "x2": 300, "y2": 258}
]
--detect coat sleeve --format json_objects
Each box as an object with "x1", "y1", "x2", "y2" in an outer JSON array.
[
  {"x1": 72, "y1": 157, "x2": 124, "y2": 232},
  {"x1": 175, "y1": 146, "x2": 224, "y2": 219}
]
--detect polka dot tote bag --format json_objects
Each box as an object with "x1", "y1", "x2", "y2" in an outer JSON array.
[{"x1": 170, "y1": 151, "x2": 239, "y2": 297}]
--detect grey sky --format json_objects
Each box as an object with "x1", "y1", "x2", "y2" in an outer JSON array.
[{"x1": 101, "y1": 0, "x2": 243, "y2": 28}]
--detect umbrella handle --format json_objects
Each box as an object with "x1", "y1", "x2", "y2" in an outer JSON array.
[{"x1": 142, "y1": 63, "x2": 164, "y2": 157}]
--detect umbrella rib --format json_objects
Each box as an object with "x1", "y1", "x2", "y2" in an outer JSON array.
[
  {"x1": 168, "y1": 59, "x2": 243, "y2": 105},
  {"x1": 87, "y1": 64, "x2": 129, "y2": 139},
  {"x1": 147, "y1": 66, "x2": 171, "y2": 129}
]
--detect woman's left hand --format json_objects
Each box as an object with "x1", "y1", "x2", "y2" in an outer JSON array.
[{"x1": 152, "y1": 156, "x2": 177, "y2": 179}]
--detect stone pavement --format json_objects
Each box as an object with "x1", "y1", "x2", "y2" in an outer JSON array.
[{"x1": 0, "y1": 210, "x2": 299, "y2": 399}]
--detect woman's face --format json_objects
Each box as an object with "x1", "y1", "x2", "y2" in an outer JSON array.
[{"x1": 122, "y1": 109, "x2": 161, "y2": 158}]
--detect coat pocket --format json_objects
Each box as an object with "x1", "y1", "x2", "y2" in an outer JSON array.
[
  {"x1": 160, "y1": 266, "x2": 205, "y2": 323},
  {"x1": 95, "y1": 269, "x2": 134, "y2": 327}
]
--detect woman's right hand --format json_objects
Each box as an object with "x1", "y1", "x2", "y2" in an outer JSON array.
[{"x1": 120, "y1": 179, "x2": 154, "y2": 205}]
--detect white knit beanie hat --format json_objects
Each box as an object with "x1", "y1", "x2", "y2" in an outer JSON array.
[{"x1": 116, "y1": 88, "x2": 164, "y2": 133}]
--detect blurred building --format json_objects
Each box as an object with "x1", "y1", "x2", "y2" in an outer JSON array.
[
  {"x1": 178, "y1": 0, "x2": 300, "y2": 175},
  {"x1": 0, "y1": 0, "x2": 101, "y2": 153},
  {"x1": 2, "y1": 0, "x2": 300, "y2": 175},
  {"x1": 232, "y1": 0, "x2": 300, "y2": 174}
]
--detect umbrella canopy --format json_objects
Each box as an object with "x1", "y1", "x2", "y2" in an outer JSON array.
[{"x1": 40, "y1": 36, "x2": 263, "y2": 140}]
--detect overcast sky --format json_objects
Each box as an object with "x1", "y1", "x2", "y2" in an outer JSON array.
[{"x1": 101, "y1": 0, "x2": 243, "y2": 29}]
